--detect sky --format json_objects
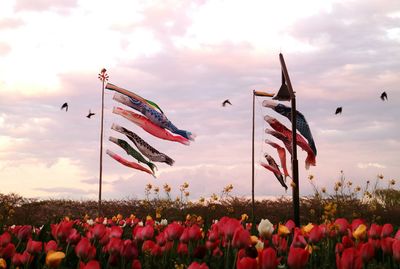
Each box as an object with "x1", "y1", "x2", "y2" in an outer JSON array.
[{"x1": 0, "y1": 0, "x2": 399, "y2": 201}]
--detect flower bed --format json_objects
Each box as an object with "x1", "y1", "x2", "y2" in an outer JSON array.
[{"x1": 0, "y1": 215, "x2": 399, "y2": 269}]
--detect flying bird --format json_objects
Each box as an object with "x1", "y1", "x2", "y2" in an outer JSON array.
[
  {"x1": 380, "y1": 91, "x2": 388, "y2": 101},
  {"x1": 335, "y1": 107, "x2": 342, "y2": 115},
  {"x1": 61, "y1": 102, "x2": 68, "y2": 112},
  {"x1": 86, "y1": 110, "x2": 95, "y2": 118},
  {"x1": 222, "y1": 99, "x2": 232, "y2": 107}
]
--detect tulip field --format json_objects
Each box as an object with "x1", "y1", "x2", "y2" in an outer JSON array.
[{"x1": 0, "y1": 175, "x2": 398, "y2": 268}]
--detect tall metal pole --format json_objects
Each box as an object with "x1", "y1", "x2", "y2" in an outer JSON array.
[
  {"x1": 279, "y1": 53, "x2": 300, "y2": 226},
  {"x1": 251, "y1": 90, "x2": 256, "y2": 229},
  {"x1": 98, "y1": 68, "x2": 108, "y2": 216}
]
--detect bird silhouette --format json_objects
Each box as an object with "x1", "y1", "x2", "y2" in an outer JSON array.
[
  {"x1": 222, "y1": 99, "x2": 232, "y2": 107},
  {"x1": 61, "y1": 102, "x2": 68, "y2": 112},
  {"x1": 335, "y1": 107, "x2": 342, "y2": 115},
  {"x1": 380, "y1": 91, "x2": 388, "y2": 101},
  {"x1": 86, "y1": 110, "x2": 95, "y2": 118}
]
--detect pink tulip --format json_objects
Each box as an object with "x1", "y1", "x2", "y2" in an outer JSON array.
[
  {"x1": 285, "y1": 219, "x2": 296, "y2": 232},
  {"x1": 236, "y1": 257, "x2": 258, "y2": 269},
  {"x1": 287, "y1": 247, "x2": 309, "y2": 269},
  {"x1": 381, "y1": 224, "x2": 393, "y2": 238},
  {"x1": 187, "y1": 261, "x2": 209, "y2": 269},
  {"x1": 259, "y1": 247, "x2": 279, "y2": 269},
  {"x1": 141, "y1": 225, "x2": 154, "y2": 240}
]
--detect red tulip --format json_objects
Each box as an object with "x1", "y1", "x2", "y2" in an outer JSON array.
[
  {"x1": 92, "y1": 224, "x2": 106, "y2": 240},
  {"x1": 0, "y1": 243, "x2": 15, "y2": 259},
  {"x1": 67, "y1": 228, "x2": 81, "y2": 245},
  {"x1": 188, "y1": 224, "x2": 202, "y2": 241},
  {"x1": 16, "y1": 225, "x2": 32, "y2": 241},
  {"x1": 45, "y1": 240, "x2": 58, "y2": 253},
  {"x1": 150, "y1": 244, "x2": 162, "y2": 257},
  {"x1": 131, "y1": 259, "x2": 141, "y2": 269},
  {"x1": 179, "y1": 228, "x2": 189, "y2": 243},
  {"x1": 367, "y1": 224, "x2": 381, "y2": 239},
  {"x1": 334, "y1": 218, "x2": 349, "y2": 235},
  {"x1": 141, "y1": 225, "x2": 154, "y2": 240},
  {"x1": 272, "y1": 234, "x2": 288, "y2": 254},
  {"x1": 142, "y1": 240, "x2": 155, "y2": 253},
  {"x1": 232, "y1": 227, "x2": 251, "y2": 249},
  {"x1": 308, "y1": 225, "x2": 323, "y2": 244},
  {"x1": 336, "y1": 243, "x2": 344, "y2": 255},
  {"x1": 223, "y1": 218, "x2": 241, "y2": 241},
  {"x1": 121, "y1": 239, "x2": 138, "y2": 260},
  {"x1": 26, "y1": 239, "x2": 43, "y2": 254},
  {"x1": 342, "y1": 235, "x2": 354, "y2": 248},
  {"x1": 187, "y1": 261, "x2": 209, "y2": 269},
  {"x1": 381, "y1": 237, "x2": 394, "y2": 255},
  {"x1": 393, "y1": 239, "x2": 400, "y2": 262},
  {"x1": 381, "y1": 224, "x2": 393, "y2": 238},
  {"x1": 367, "y1": 238, "x2": 381, "y2": 250},
  {"x1": 80, "y1": 260, "x2": 101, "y2": 269},
  {"x1": 287, "y1": 247, "x2": 309, "y2": 269},
  {"x1": 109, "y1": 226, "x2": 123, "y2": 238},
  {"x1": 164, "y1": 222, "x2": 184, "y2": 241},
  {"x1": 359, "y1": 242, "x2": 374, "y2": 263},
  {"x1": 285, "y1": 219, "x2": 296, "y2": 232},
  {"x1": 0, "y1": 232, "x2": 11, "y2": 247},
  {"x1": 291, "y1": 228, "x2": 307, "y2": 248},
  {"x1": 212, "y1": 247, "x2": 223, "y2": 257},
  {"x1": 12, "y1": 251, "x2": 31, "y2": 266},
  {"x1": 156, "y1": 232, "x2": 167, "y2": 246},
  {"x1": 395, "y1": 230, "x2": 400, "y2": 240},
  {"x1": 106, "y1": 237, "x2": 122, "y2": 255},
  {"x1": 259, "y1": 247, "x2": 279, "y2": 269},
  {"x1": 75, "y1": 238, "x2": 93, "y2": 261},
  {"x1": 177, "y1": 243, "x2": 188, "y2": 256},
  {"x1": 161, "y1": 241, "x2": 174, "y2": 253},
  {"x1": 208, "y1": 226, "x2": 219, "y2": 242},
  {"x1": 338, "y1": 247, "x2": 362, "y2": 269},
  {"x1": 350, "y1": 219, "x2": 364, "y2": 232},
  {"x1": 236, "y1": 257, "x2": 258, "y2": 269},
  {"x1": 53, "y1": 221, "x2": 73, "y2": 242}
]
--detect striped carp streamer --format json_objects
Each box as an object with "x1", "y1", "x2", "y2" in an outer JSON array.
[
  {"x1": 261, "y1": 154, "x2": 288, "y2": 190},
  {"x1": 263, "y1": 100, "x2": 317, "y2": 156},
  {"x1": 111, "y1": 123, "x2": 175, "y2": 166},
  {"x1": 265, "y1": 139, "x2": 290, "y2": 178},
  {"x1": 106, "y1": 149, "x2": 155, "y2": 177},
  {"x1": 113, "y1": 106, "x2": 190, "y2": 145},
  {"x1": 265, "y1": 128, "x2": 293, "y2": 155},
  {"x1": 112, "y1": 91, "x2": 195, "y2": 141},
  {"x1": 265, "y1": 115, "x2": 316, "y2": 169},
  {"x1": 109, "y1": 136, "x2": 157, "y2": 174}
]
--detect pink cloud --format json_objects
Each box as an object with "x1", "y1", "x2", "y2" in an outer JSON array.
[
  {"x1": 14, "y1": 0, "x2": 77, "y2": 13},
  {"x1": 0, "y1": 43, "x2": 11, "y2": 55},
  {"x1": 0, "y1": 18, "x2": 24, "y2": 29}
]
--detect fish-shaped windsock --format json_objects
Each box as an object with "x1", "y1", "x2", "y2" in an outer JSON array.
[
  {"x1": 265, "y1": 139, "x2": 290, "y2": 178},
  {"x1": 109, "y1": 136, "x2": 157, "y2": 174},
  {"x1": 261, "y1": 154, "x2": 288, "y2": 190},
  {"x1": 265, "y1": 129, "x2": 293, "y2": 155},
  {"x1": 263, "y1": 100, "x2": 316, "y2": 156},
  {"x1": 106, "y1": 149, "x2": 155, "y2": 177},
  {"x1": 265, "y1": 115, "x2": 316, "y2": 169},
  {"x1": 111, "y1": 123, "x2": 175, "y2": 166},
  {"x1": 113, "y1": 107, "x2": 190, "y2": 145},
  {"x1": 113, "y1": 92, "x2": 195, "y2": 141}
]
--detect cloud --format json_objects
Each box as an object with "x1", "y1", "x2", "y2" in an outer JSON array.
[
  {"x1": 14, "y1": 0, "x2": 78, "y2": 13},
  {"x1": 0, "y1": 43, "x2": 11, "y2": 56},
  {"x1": 0, "y1": 18, "x2": 24, "y2": 29},
  {"x1": 357, "y1": 162, "x2": 386, "y2": 169}
]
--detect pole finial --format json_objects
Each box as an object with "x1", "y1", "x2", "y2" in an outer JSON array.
[{"x1": 98, "y1": 68, "x2": 109, "y2": 82}]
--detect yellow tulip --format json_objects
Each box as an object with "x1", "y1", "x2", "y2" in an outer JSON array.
[
  {"x1": 353, "y1": 224, "x2": 367, "y2": 240},
  {"x1": 278, "y1": 224, "x2": 290, "y2": 236},
  {"x1": 46, "y1": 251, "x2": 65, "y2": 268},
  {"x1": 302, "y1": 223, "x2": 314, "y2": 234}
]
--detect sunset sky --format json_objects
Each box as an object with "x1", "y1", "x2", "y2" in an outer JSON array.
[{"x1": 0, "y1": 0, "x2": 399, "y2": 201}]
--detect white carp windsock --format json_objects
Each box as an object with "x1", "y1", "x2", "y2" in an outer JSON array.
[
  {"x1": 263, "y1": 100, "x2": 317, "y2": 156},
  {"x1": 261, "y1": 154, "x2": 288, "y2": 190},
  {"x1": 265, "y1": 139, "x2": 290, "y2": 178},
  {"x1": 113, "y1": 106, "x2": 190, "y2": 145},
  {"x1": 111, "y1": 123, "x2": 175, "y2": 166},
  {"x1": 106, "y1": 149, "x2": 155, "y2": 177},
  {"x1": 265, "y1": 115, "x2": 316, "y2": 169}
]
